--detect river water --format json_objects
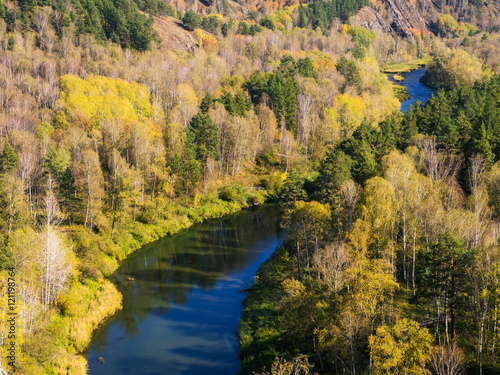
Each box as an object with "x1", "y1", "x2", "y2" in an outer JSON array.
[
  {"x1": 392, "y1": 68, "x2": 434, "y2": 112},
  {"x1": 85, "y1": 205, "x2": 284, "y2": 375}
]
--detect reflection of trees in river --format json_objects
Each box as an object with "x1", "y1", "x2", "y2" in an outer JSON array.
[{"x1": 89, "y1": 205, "x2": 279, "y2": 350}]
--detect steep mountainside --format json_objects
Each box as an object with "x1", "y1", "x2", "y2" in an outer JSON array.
[
  {"x1": 353, "y1": 0, "x2": 436, "y2": 36},
  {"x1": 352, "y1": 7, "x2": 392, "y2": 33},
  {"x1": 383, "y1": 0, "x2": 431, "y2": 36},
  {"x1": 346, "y1": 0, "x2": 498, "y2": 36}
]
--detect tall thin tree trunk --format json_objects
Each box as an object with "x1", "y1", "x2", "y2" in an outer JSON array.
[
  {"x1": 296, "y1": 235, "x2": 301, "y2": 280},
  {"x1": 412, "y1": 228, "x2": 417, "y2": 296}
]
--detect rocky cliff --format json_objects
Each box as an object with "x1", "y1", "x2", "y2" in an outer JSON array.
[
  {"x1": 384, "y1": 0, "x2": 431, "y2": 36},
  {"x1": 353, "y1": 0, "x2": 439, "y2": 37}
]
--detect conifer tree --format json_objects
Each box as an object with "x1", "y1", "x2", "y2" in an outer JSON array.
[
  {"x1": 182, "y1": 10, "x2": 201, "y2": 31},
  {"x1": 475, "y1": 124, "x2": 495, "y2": 168},
  {"x1": 187, "y1": 112, "x2": 220, "y2": 163},
  {"x1": 0, "y1": 143, "x2": 18, "y2": 174},
  {"x1": 279, "y1": 171, "x2": 308, "y2": 209},
  {"x1": 200, "y1": 92, "x2": 214, "y2": 113},
  {"x1": 297, "y1": 57, "x2": 318, "y2": 80},
  {"x1": 315, "y1": 149, "x2": 353, "y2": 206}
]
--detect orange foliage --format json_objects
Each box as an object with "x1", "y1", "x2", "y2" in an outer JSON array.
[
  {"x1": 195, "y1": 29, "x2": 219, "y2": 54},
  {"x1": 410, "y1": 27, "x2": 435, "y2": 40}
]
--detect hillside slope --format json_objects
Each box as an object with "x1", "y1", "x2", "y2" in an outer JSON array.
[{"x1": 153, "y1": 15, "x2": 200, "y2": 52}]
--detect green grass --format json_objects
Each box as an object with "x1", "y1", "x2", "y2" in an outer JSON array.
[
  {"x1": 391, "y1": 82, "x2": 411, "y2": 102},
  {"x1": 393, "y1": 74, "x2": 405, "y2": 82},
  {"x1": 382, "y1": 58, "x2": 431, "y2": 74}
]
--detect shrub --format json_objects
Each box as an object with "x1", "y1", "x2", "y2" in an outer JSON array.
[
  {"x1": 260, "y1": 171, "x2": 285, "y2": 196},
  {"x1": 248, "y1": 191, "x2": 266, "y2": 206},
  {"x1": 219, "y1": 182, "x2": 248, "y2": 205},
  {"x1": 183, "y1": 10, "x2": 201, "y2": 31}
]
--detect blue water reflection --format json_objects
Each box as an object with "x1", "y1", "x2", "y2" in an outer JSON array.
[
  {"x1": 394, "y1": 68, "x2": 434, "y2": 112},
  {"x1": 86, "y1": 205, "x2": 284, "y2": 375}
]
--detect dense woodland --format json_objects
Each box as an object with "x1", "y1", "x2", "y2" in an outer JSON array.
[
  {"x1": 239, "y1": 76, "x2": 500, "y2": 374},
  {"x1": 0, "y1": 0, "x2": 499, "y2": 372}
]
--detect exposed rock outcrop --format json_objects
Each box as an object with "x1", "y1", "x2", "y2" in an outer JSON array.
[
  {"x1": 354, "y1": 0, "x2": 438, "y2": 38},
  {"x1": 384, "y1": 0, "x2": 429, "y2": 37},
  {"x1": 353, "y1": 7, "x2": 393, "y2": 33}
]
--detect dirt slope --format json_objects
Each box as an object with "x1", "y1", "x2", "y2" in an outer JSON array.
[{"x1": 153, "y1": 16, "x2": 200, "y2": 52}]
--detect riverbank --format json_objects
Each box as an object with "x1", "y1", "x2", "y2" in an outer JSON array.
[
  {"x1": 385, "y1": 66, "x2": 435, "y2": 113},
  {"x1": 383, "y1": 59, "x2": 430, "y2": 103},
  {"x1": 26, "y1": 185, "x2": 268, "y2": 374},
  {"x1": 238, "y1": 244, "x2": 295, "y2": 375},
  {"x1": 381, "y1": 58, "x2": 431, "y2": 74},
  {"x1": 391, "y1": 82, "x2": 411, "y2": 102}
]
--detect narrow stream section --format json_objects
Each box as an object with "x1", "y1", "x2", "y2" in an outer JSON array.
[
  {"x1": 396, "y1": 68, "x2": 434, "y2": 112},
  {"x1": 86, "y1": 205, "x2": 283, "y2": 375}
]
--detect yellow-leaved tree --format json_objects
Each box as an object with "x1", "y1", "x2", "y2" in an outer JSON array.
[
  {"x1": 58, "y1": 75, "x2": 155, "y2": 124},
  {"x1": 424, "y1": 48, "x2": 488, "y2": 89},
  {"x1": 325, "y1": 94, "x2": 366, "y2": 138},
  {"x1": 361, "y1": 177, "x2": 397, "y2": 259},
  {"x1": 369, "y1": 319, "x2": 433, "y2": 375}
]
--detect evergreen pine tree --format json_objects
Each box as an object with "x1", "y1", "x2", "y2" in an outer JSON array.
[
  {"x1": 298, "y1": 4, "x2": 308, "y2": 28},
  {"x1": 400, "y1": 106, "x2": 419, "y2": 148},
  {"x1": 267, "y1": 73, "x2": 286, "y2": 121},
  {"x1": 221, "y1": 21, "x2": 230, "y2": 36},
  {"x1": 237, "y1": 21, "x2": 250, "y2": 35},
  {"x1": 182, "y1": 10, "x2": 202, "y2": 31},
  {"x1": 475, "y1": 124, "x2": 495, "y2": 168},
  {"x1": 235, "y1": 91, "x2": 251, "y2": 116},
  {"x1": 187, "y1": 112, "x2": 220, "y2": 163},
  {"x1": 222, "y1": 92, "x2": 237, "y2": 115},
  {"x1": 7, "y1": 35, "x2": 15, "y2": 51},
  {"x1": 315, "y1": 149, "x2": 352, "y2": 205},
  {"x1": 297, "y1": 57, "x2": 318, "y2": 80},
  {"x1": 284, "y1": 78, "x2": 298, "y2": 135},
  {"x1": 279, "y1": 171, "x2": 308, "y2": 209},
  {"x1": 169, "y1": 153, "x2": 187, "y2": 196},
  {"x1": 0, "y1": 143, "x2": 18, "y2": 174},
  {"x1": 200, "y1": 92, "x2": 214, "y2": 113}
]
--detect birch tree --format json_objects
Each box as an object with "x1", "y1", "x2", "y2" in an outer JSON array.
[
  {"x1": 39, "y1": 191, "x2": 73, "y2": 312},
  {"x1": 80, "y1": 149, "x2": 104, "y2": 229},
  {"x1": 314, "y1": 242, "x2": 350, "y2": 294}
]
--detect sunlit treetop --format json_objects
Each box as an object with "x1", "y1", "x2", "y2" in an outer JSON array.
[{"x1": 58, "y1": 75, "x2": 156, "y2": 123}]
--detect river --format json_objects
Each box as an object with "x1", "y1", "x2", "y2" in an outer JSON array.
[
  {"x1": 85, "y1": 70, "x2": 434, "y2": 374},
  {"x1": 392, "y1": 68, "x2": 434, "y2": 112},
  {"x1": 85, "y1": 205, "x2": 284, "y2": 375}
]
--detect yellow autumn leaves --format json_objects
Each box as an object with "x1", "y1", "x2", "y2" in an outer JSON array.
[
  {"x1": 325, "y1": 90, "x2": 399, "y2": 139},
  {"x1": 58, "y1": 75, "x2": 156, "y2": 123},
  {"x1": 324, "y1": 56, "x2": 400, "y2": 140},
  {"x1": 369, "y1": 319, "x2": 433, "y2": 375}
]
